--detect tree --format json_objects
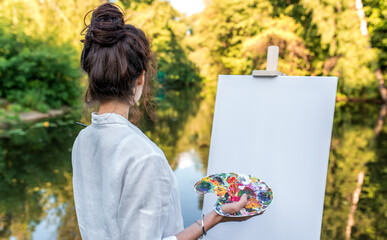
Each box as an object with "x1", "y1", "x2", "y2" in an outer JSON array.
[
  {"x1": 187, "y1": 0, "x2": 382, "y2": 100},
  {"x1": 126, "y1": 0, "x2": 201, "y2": 88},
  {"x1": 0, "y1": 27, "x2": 81, "y2": 112}
]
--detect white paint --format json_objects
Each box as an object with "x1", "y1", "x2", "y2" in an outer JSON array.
[{"x1": 203, "y1": 75, "x2": 338, "y2": 239}]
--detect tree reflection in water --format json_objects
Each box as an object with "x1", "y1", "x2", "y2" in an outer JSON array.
[
  {"x1": 0, "y1": 116, "x2": 81, "y2": 239},
  {"x1": 0, "y1": 92, "x2": 386, "y2": 239},
  {"x1": 322, "y1": 103, "x2": 387, "y2": 239}
]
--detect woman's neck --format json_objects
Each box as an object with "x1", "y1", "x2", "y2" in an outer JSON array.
[{"x1": 98, "y1": 100, "x2": 130, "y2": 119}]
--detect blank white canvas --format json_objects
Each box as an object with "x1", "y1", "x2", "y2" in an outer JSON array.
[{"x1": 202, "y1": 75, "x2": 338, "y2": 240}]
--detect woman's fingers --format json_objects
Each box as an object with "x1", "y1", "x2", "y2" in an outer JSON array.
[
  {"x1": 218, "y1": 194, "x2": 265, "y2": 222},
  {"x1": 220, "y1": 194, "x2": 249, "y2": 214}
]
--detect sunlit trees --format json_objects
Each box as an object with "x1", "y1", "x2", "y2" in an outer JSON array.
[
  {"x1": 0, "y1": 0, "x2": 385, "y2": 113},
  {"x1": 0, "y1": 0, "x2": 100, "y2": 113},
  {"x1": 126, "y1": 0, "x2": 201, "y2": 87},
  {"x1": 187, "y1": 0, "x2": 384, "y2": 100}
]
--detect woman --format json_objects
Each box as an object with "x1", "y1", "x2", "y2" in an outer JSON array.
[{"x1": 72, "y1": 3, "x2": 252, "y2": 240}]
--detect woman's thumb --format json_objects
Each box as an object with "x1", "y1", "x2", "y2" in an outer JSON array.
[{"x1": 221, "y1": 194, "x2": 249, "y2": 214}]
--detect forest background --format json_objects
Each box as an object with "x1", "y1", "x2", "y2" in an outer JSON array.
[{"x1": 0, "y1": 0, "x2": 386, "y2": 120}]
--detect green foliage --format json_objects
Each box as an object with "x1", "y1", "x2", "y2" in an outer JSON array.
[
  {"x1": 127, "y1": 0, "x2": 201, "y2": 88},
  {"x1": 0, "y1": 109, "x2": 20, "y2": 125},
  {"x1": 270, "y1": 0, "x2": 380, "y2": 98},
  {"x1": 0, "y1": 27, "x2": 81, "y2": 112},
  {"x1": 0, "y1": 0, "x2": 384, "y2": 114},
  {"x1": 0, "y1": 0, "x2": 100, "y2": 117},
  {"x1": 186, "y1": 0, "x2": 275, "y2": 83},
  {"x1": 363, "y1": 0, "x2": 387, "y2": 72},
  {"x1": 187, "y1": 0, "x2": 383, "y2": 99}
]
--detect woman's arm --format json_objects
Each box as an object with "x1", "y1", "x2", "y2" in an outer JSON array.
[{"x1": 175, "y1": 194, "x2": 249, "y2": 240}]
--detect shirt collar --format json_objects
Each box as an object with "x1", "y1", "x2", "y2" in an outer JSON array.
[{"x1": 91, "y1": 112, "x2": 131, "y2": 126}]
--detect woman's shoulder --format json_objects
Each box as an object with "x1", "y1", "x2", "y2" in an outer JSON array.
[
  {"x1": 73, "y1": 113, "x2": 168, "y2": 164},
  {"x1": 118, "y1": 128, "x2": 166, "y2": 160},
  {"x1": 74, "y1": 123, "x2": 159, "y2": 154}
]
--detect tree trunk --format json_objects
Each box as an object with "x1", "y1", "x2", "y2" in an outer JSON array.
[
  {"x1": 374, "y1": 103, "x2": 387, "y2": 137},
  {"x1": 356, "y1": 0, "x2": 387, "y2": 103},
  {"x1": 345, "y1": 171, "x2": 365, "y2": 240},
  {"x1": 375, "y1": 69, "x2": 387, "y2": 103}
]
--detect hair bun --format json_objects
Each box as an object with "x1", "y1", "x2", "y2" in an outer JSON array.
[{"x1": 82, "y1": 3, "x2": 126, "y2": 47}]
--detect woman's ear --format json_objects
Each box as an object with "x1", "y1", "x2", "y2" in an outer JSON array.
[{"x1": 138, "y1": 72, "x2": 145, "y2": 86}]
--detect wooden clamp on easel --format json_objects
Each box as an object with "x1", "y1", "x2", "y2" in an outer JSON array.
[{"x1": 252, "y1": 46, "x2": 286, "y2": 77}]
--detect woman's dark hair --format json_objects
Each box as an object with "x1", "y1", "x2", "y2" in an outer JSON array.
[{"x1": 80, "y1": 3, "x2": 156, "y2": 123}]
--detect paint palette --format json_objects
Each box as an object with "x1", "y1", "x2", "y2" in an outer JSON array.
[{"x1": 194, "y1": 173, "x2": 273, "y2": 217}]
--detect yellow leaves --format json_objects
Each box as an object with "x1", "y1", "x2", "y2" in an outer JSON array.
[
  {"x1": 0, "y1": 0, "x2": 100, "y2": 51},
  {"x1": 241, "y1": 17, "x2": 311, "y2": 75}
]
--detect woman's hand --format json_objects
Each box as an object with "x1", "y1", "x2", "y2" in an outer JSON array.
[
  {"x1": 218, "y1": 194, "x2": 258, "y2": 222},
  {"x1": 220, "y1": 194, "x2": 249, "y2": 214},
  {"x1": 175, "y1": 194, "x2": 259, "y2": 240}
]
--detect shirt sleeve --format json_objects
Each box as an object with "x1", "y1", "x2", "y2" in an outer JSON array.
[{"x1": 117, "y1": 153, "x2": 178, "y2": 240}]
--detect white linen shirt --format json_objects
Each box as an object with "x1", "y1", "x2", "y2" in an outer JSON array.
[{"x1": 72, "y1": 112, "x2": 184, "y2": 240}]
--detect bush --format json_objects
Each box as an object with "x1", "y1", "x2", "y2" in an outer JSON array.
[{"x1": 0, "y1": 27, "x2": 81, "y2": 112}]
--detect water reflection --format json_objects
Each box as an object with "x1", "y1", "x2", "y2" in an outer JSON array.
[
  {"x1": 321, "y1": 103, "x2": 387, "y2": 239},
  {"x1": 0, "y1": 115, "x2": 81, "y2": 239},
  {"x1": 174, "y1": 150, "x2": 205, "y2": 228},
  {"x1": 0, "y1": 90, "x2": 386, "y2": 239},
  {"x1": 141, "y1": 87, "x2": 205, "y2": 169}
]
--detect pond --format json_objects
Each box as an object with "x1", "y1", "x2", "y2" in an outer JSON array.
[{"x1": 0, "y1": 87, "x2": 386, "y2": 239}]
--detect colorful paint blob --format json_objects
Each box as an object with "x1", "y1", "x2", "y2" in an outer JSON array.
[{"x1": 194, "y1": 173, "x2": 273, "y2": 217}]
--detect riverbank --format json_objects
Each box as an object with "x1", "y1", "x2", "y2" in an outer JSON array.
[
  {"x1": 19, "y1": 109, "x2": 67, "y2": 122},
  {"x1": 0, "y1": 96, "x2": 385, "y2": 127},
  {"x1": 0, "y1": 106, "x2": 71, "y2": 128}
]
